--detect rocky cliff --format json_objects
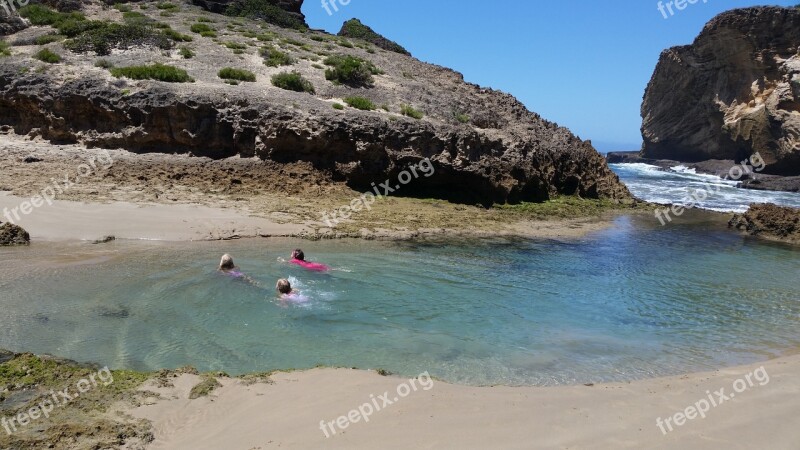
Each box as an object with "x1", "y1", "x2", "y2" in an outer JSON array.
[
  {"x1": 0, "y1": 0, "x2": 629, "y2": 206},
  {"x1": 641, "y1": 7, "x2": 800, "y2": 176}
]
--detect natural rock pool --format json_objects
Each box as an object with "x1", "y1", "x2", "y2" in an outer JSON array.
[{"x1": 1, "y1": 215, "x2": 798, "y2": 386}]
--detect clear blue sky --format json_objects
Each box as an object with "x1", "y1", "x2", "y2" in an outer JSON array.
[{"x1": 303, "y1": 0, "x2": 795, "y2": 151}]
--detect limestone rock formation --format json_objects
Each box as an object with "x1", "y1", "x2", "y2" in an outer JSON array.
[
  {"x1": 0, "y1": 222, "x2": 30, "y2": 245},
  {"x1": 0, "y1": 0, "x2": 630, "y2": 206},
  {"x1": 641, "y1": 7, "x2": 800, "y2": 176},
  {"x1": 729, "y1": 203, "x2": 800, "y2": 243}
]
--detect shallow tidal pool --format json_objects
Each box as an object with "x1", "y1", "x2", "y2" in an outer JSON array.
[{"x1": 1, "y1": 214, "x2": 799, "y2": 386}]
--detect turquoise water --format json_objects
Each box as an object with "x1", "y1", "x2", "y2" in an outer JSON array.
[{"x1": 1, "y1": 215, "x2": 798, "y2": 386}]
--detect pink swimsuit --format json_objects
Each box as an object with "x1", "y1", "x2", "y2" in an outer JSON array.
[{"x1": 290, "y1": 258, "x2": 330, "y2": 272}]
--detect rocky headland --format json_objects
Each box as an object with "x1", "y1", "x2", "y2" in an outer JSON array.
[
  {"x1": 637, "y1": 6, "x2": 800, "y2": 191},
  {"x1": 0, "y1": 0, "x2": 630, "y2": 209}
]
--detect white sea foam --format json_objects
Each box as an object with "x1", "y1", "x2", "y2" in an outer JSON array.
[{"x1": 610, "y1": 163, "x2": 800, "y2": 212}]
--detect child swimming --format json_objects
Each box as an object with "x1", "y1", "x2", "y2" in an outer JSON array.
[
  {"x1": 289, "y1": 249, "x2": 330, "y2": 272},
  {"x1": 218, "y1": 254, "x2": 258, "y2": 285},
  {"x1": 219, "y1": 254, "x2": 243, "y2": 276},
  {"x1": 276, "y1": 278, "x2": 307, "y2": 302}
]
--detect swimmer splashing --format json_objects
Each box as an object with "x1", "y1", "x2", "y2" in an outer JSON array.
[
  {"x1": 276, "y1": 278, "x2": 307, "y2": 302},
  {"x1": 289, "y1": 249, "x2": 330, "y2": 272}
]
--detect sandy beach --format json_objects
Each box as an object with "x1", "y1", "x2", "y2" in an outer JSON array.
[{"x1": 119, "y1": 354, "x2": 800, "y2": 449}]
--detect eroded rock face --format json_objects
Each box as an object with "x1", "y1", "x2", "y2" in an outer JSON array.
[
  {"x1": 0, "y1": 66, "x2": 630, "y2": 206},
  {"x1": 641, "y1": 7, "x2": 800, "y2": 176},
  {"x1": 729, "y1": 203, "x2": 800, "y2": 243},
  {"x1": 0, "y1": 222, "x2": 30, "y2": 246}
]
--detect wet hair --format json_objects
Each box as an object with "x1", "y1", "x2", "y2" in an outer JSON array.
[
  {"x1": 291, "y1": 249, "x2": 305, "y2": 261},
  {"x1": 219, "y1": 254, "x2": 235, "y2": 270},
  {"x1": 276, "y1": 278, "x2": 292, "y2": 294}
]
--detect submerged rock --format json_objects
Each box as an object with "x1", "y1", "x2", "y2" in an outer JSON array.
[
  {"x1": 729, "y1": 203, "x2": 800, "y2": 244},
  {"x1": 641, "y1": 7, "x2": 800, "y2": 176},
  {"x1": 0, "y1": 222, "x2": 30, "y2": 246}
]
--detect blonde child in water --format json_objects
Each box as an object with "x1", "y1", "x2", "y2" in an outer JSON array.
[
  {"x1": 276, "y1": 278, "x2": 309, "y2": 302},
  {"x1": 218, "y1": 254, "x2": 258, "y2": 285}
]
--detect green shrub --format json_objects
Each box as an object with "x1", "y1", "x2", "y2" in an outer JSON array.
[
  {"x1": 179, "y1": 46, "x2": 194, "y2": 58},
  {"x1": 0, "y1": 40, "x2": 10, "y2": 57},
  {"x1": 454, "y1": 112, "x2": 470, "y2": 124},
  {"x1": 283, "y1": 37, "x2": 303, "y2": 47},
  {"x1": 190, "y1": 23, "x2": 215, "y2": 34},
  {"x1": 34, "y1": 34, "x2": 64, "y2": 45},
  {"x1": 381, "y1": 104, "x2": 389, "y2": 111},
  {"x1": 20, "y1": 4, "x2": 176, "y2": 56},
  {"x1": 218, "y1": 67, "x2": 256, "y2": 82},
  {"x1": 337, "y1": 39, "x2": 353, "y2": 48},
  {"x1": 400, "y1": 104, "x2": 424, "y2": 119},
  {"x1": 34, "y1": 48, "x2": 61, "y2": 63},
  {"x1": 156, "y1": 2, "x2": 178, "y2": 10},
  {"x1": 94, "y1": 58, "x2": 114, "y2": 68},
  {"x1": 164, "y1": 28, "x2": 193, "y2": 42},
  {"x1": 199, "y1": 30, "x2": 216, "y2": 37},
  {"x1": 121, "y1": 11, "x2": 149, "y2": 23},
  {"x1": 256, "y1": 32, "x2": 275, "y2": 42},
  {"x1": 114, "y1": 3, "x2": 132, "y2": 12},
  {"x1": 260, "y1": 46, "x2": 293, "y2": 67},
  {"x1": 18, "y1": 5, "x2": 83, "y2": 26},
  {"x1": 332, "y1": 102, "x2": 344, "y2": 110},
  {"x1": 197, "y1": 17, "x2": 214, "y2": 23},
  {"x1": 344, "y1": 96, "x2": 375, "y2": 111},
  {"x1": 271, "y1": 71, "x2": 314, "y2": 93},
  {"x1": 110, "y1": 63, "x2": 193, "y2": 82},
  {"x1": 224, "y1": 41, "x2": 247, "y2": 50},
  {"x1": 225, "y1": 0, "x2": 307, "y2": 30},
  {"x1": 64, "y1": 22, "x2": 172, "y2": 55},
  {"x1": 323, "y1": 54, "x2": 379, "y2": 87}
]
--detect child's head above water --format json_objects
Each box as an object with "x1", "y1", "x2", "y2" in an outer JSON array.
[
  {"x1": 276, "y1": 278, "x2": 292, "y2": 294},
  {"x1": 291, "y1": 249, "x2": 305, "y2": 261},
  {"x1": 219, "y1": 254, "x2": 235, "y2": 270}
]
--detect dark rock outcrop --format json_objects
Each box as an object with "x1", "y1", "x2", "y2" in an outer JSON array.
[
  {"x1": 0, "y1": 222, "x2": 30, "y2": 245},
  {"x1": 192, "y1": 0, "x2": 306, "y2": 27},
  {"x1": 0, "y1": 13, "x2": 27, "y2": 36},
  {"x1": 641, "y1": 7, "x2": 800, "y2": 176},
  {"x1": 729, "y1": 203, "x2": 800, "y2": 243},
  {"x1": 338, "y1": 19, "x2": 410, "y2": 55}
]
